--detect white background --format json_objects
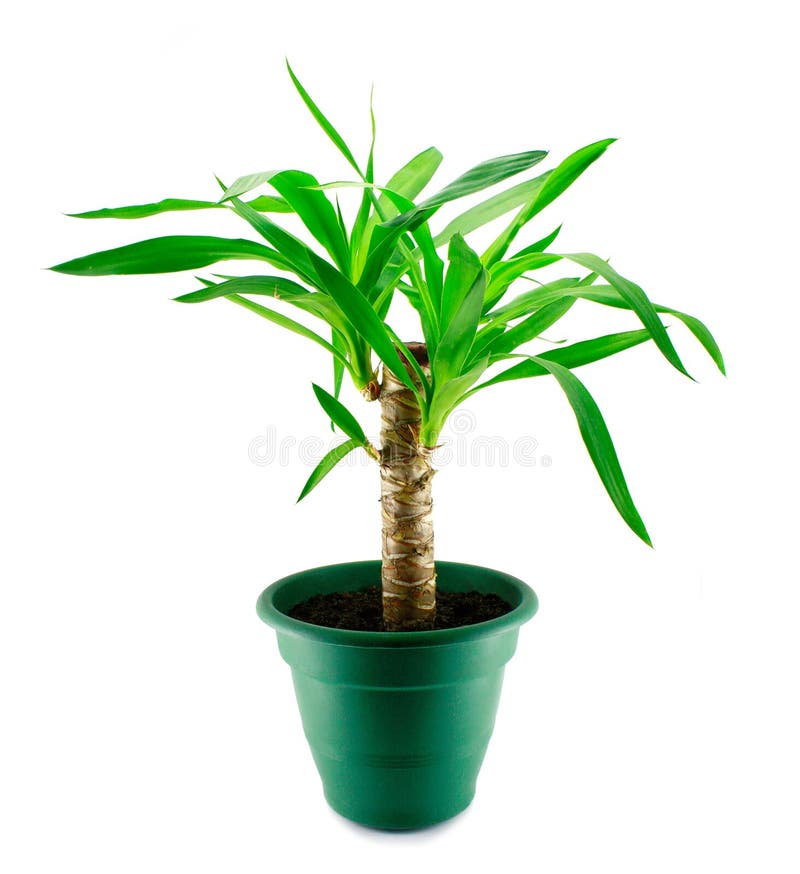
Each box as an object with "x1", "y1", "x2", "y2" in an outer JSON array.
[{"x1": 2, "y1": 1, "x2": 798, "y2": 871}]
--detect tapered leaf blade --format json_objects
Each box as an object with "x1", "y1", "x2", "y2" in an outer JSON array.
[
  {"x1": 576, "y1": 287, "x2": 726, "y2": 374},
  {"x1": 49, "y1": 236, "x2": 279, "y2": 276},
  {"x1": 483, "y1": 139, "x2": 615, "y2": 265},
  {"x1": 469, "y1": 329, "x2": 652, "y2": 392},
  {"x1": 432, "y1": 173, "x2": 552, "y2": 247},
  {"x1": 225, "y1": 294, "x2": 350, "y2": 368},
  {"x1": 562, "y1": 253, "x2": 691, "y2": 378},
  {"x1": 268, "y1": 170, "x2": 351, "y2": 272},
  {"x1": 487, "y1": 297, "x2": 576, "y2": 355},
  {"x1": 286, "y1": 61, "x2": 362, "y2": 176},
  {"x1": 66, "y1": 195, "x2": 291, "y2": 220},
  {"x1": 174, "y1": 275, "x2": 311, "y2": 303},
  {"x1": 311, "y1": 383, "x2": 367, "y2": 443},
  {"x1": 532, "y1": 357, "x2": 651, "y2": 545},
  {"x1": 420, "y1": 150, "x2": 548, "y2": 210},
  {"x1": 297, "y1": 438, "x2": 362, "y2": 502}
]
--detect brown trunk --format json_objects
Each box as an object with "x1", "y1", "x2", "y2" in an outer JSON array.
[{"x1": 379, "y1": 344, "x2": 436, "y2": 631}]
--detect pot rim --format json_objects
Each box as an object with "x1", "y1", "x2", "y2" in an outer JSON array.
[{"x1": 256, "y1": 559, "x2": 538, "y2": 648}]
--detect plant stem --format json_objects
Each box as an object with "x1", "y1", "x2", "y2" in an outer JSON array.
[{"x1": 379, "y1": 343, "x2": 436, "y2": 631}]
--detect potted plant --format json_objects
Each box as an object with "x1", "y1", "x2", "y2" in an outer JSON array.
[{"x1": 50, "y1": 63, "x2": 724, "y2": 830}]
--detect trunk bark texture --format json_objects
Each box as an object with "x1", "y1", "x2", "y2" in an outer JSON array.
[{"x1": 379, "y1": 344, "x2": 435, "y2": 631}]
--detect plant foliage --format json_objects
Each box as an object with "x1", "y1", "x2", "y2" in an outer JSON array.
[{"x1": 50, "y1": 61, "x2": 724, "y2": 544}]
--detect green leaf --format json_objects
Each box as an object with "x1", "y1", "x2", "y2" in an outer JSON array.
[
  {"x1": 247, "y1": 195, "x2": 294, "y2": 214},
  {"x1": 575, "y1": 287, "x2": 726, "y2": 375},
  {"x1": 531, "y1": 357, "x2": 651, "y2": 545},
  {"x1": 223, "y1": 195, "x2": 322, "y2": 288},
  {"x1": 432, "y1": 173, "x2": 552, "y2": 247},
  {"x1": 308, "y1": 255, "x2": 417, "y2": 393},
  {"x1": 66, "y1": 195, "x2": 291, "y2": 220},
  {"x1": 468, "y1": 329, "x2": 653, "y2": 393},
  {"x1": 267, "y1": 170, "x2": 351, "y2": 273},
  {"x1": 510, "y1": 224, "x2": 563, "y2": 258},
  {"x1": 370, "y1": 147, "x2": 443, "y2": 221},
  {"x1": 174, "y1": 274, "x2": 311, "y2": 303},
  {"x1": 218, "y1": 171, "x2": 279, "y2": 201},
  {"x1": 562, "y1": 253, "x2": 691, "y2": 378},
  {"x1": 424, "y1": 356, "x2": 490, "y2": 447},
  {"x1": 225, "y1": 293, "x2": 351, "y2": 371},
  {"x1": 483, "y1": 139, "x2": 615, "y2": 266},
  {"x1": 286, "y1": 60, "x2": 362, "y2": 177},
  {"x1": 484, "y1": 251, "x2": 562, "y2": 310},
  {"x1": 311, "y1": 383, "x2": 367, "y2": 443},
  {"x1": 484, "y1": 277, "x2": 583, "y2": 324},
  {"x1": 434, "y1": 250, "x2": 487, "y2": 383},
  {"x1": 487, "y1": 297, "x2": 576, "y2": 355},
  {"x1": 297, "y1": 438, "x2": 362, "y2": 501},
  {"x1": 48, "y1": 235, "x2": 281, "y2": 276},
  {"x1": 420, "y1": 150, "x2": 548, "y2": 210},
  {"x1": 440, "y1": 233, "x2": 483, "y2": 329}
]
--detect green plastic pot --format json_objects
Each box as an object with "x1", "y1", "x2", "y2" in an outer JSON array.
[{"x1": 256, "y1": 560, "x2": 538, "y2": 830}]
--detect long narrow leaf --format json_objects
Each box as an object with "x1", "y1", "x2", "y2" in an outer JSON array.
[
  {"x1": 532, "y1": 357, "x2": 651, "y2": 545},
  {"x1": 432, "y1": 172, "x2": 552, "y2": 247},
  {"x1": 49, "y1": 236, "x2": 281, "y2": 276},
  {"x1": 286, "y1": 60, "x2": 362, "y2": 176},
  {"x1": 467, "y1": 329, "x2": 653, "y2": 393},
  {"x1": 307, "y1": 255, "x2": 417, "y2": 394},
  {"x1": 174, "y1": 275, "x2": 311, "y2": 303},
  {"x1": 67, "y1": 194, "x2": 291, "y2": 220},
  {"x1": 420, "y1": 150, "x2": 548, "y2": 210},
  {"x1": 575, "y1": 287, "x2": 726, "y2": 374},
  {"x1": 311, "y1": 384, "x2": 368, "y2": 442},
  {"x1": 297, "y1": 438, "x2": 362, "y2": 501},
  {"x1": 562, "y1": 253, "x2": 691, "y2": 378},
  {"x1": 487, "y1": 297, "x2": 576, "y2": 355},
  {"x1": 268, "y1": 170, "x2": 351, "y2": 272},
  {"x1": 226, "y1": 293, "x2": 351, "y2": 372},
  {"x1": 433, "y1": 260, "x2": 487, "y2": 383},
  {"x1": 483, "y1": 139, "x2": 615, "y2": 266}
]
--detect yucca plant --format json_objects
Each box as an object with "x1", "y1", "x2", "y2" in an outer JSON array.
[{"x1": 51, "y1": 63, "x2": 724, "y2": 632}]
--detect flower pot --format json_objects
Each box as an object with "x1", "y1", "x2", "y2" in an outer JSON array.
[{"x1": 256, "y1": 560, "x2": 538, "y2": 830}]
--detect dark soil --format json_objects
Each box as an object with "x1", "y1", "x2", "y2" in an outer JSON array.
[{"x1": 288, "y1": 586, "x2": 513, "y2": 631}]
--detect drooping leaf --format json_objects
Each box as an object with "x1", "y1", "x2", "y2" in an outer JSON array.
[
  {"x1": 531, "y1": 357, "x2": 651, "y2": 545},
  {"x1": 311, "y1": 383, "x2": 368, "y2": 443},
  {"x1": 561, "y1": 253, "x2": 691, "y2": 378},
  {"x1": 225, "y1": 293, "x2": 352, "y2": 374},
  {"x1": 297, "y1": 438, "x2": 363, "y2": 501},
  {"x1": 575, "y1": 286, "x2": 726, "y2": 374},
  {"x1": 49, "y1": 236, "x2": 282, "y2": 276}
]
